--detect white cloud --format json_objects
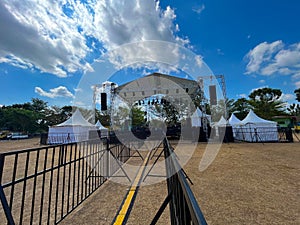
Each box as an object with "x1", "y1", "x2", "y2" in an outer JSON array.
[
  {"x1": 35, "y1": 86, "x2": 74, "y2": 98},
  {"x1": 192, "y1": 4, "x2": 205, "y2": 14},
  {"x1": 0, "y1": 0, "x2": 190, "y2": 77},
  {"x1": 195, "y1": 55, "x2": 204, "y2": 67},
  {"x1": 296, "y1": 81, "x2": 300, "y2": 88},
  {"x1": 245, "y1": 40, "x2": 283, "y2": 74},
  {"x1": 249, "y1": 86, "x2": 269, "y2": 95},
  {"x1": 258, "y1": 79, "x2": 265, "y2": 84},
  {"x1": 237, "y1": 93, "x2": 247, "y2": 98},
  {"x1": 245, "y1": 41, "x2": 300, "y2": 87},
  {"x1": 279, "y1": 93, "x2": 294, "y2": 102}
]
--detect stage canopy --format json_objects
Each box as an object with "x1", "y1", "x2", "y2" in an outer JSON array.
[{"x1": 115, "y1": 72, "x2": 201, "y2": 104}]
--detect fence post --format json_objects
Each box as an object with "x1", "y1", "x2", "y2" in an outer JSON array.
[
  {"x1": 106, "y1": 137, "x2": 110, "y2": 178},
  {"x1": 0, "y1": 186, "x2": 15, "y2": 225},
  {"x1": 0, "y1": 155, "x2": 15, "y2": 225}
]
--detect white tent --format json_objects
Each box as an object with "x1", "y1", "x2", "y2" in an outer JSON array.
[
  {"x1": 214, "y1": 116, "x2": 228, "y2": 127},
  {"x1": 212, "y1": 116, "x2": 229, "y2": 137},
  {"x1": 191, "y1": 108, "x2": 211, "y2": 127},
  {"x1": 95, "y1": 120, "x2": 109, "y2": 137},
  {"x1": 236, "y1": 110, "x2": 278, "y2": 142},
  {"x1": 228, "y1": 114, "x2": 242, "y2": 138},
  {"x1": 48, "y1": 109, "x2": 95, "y2": 144}
]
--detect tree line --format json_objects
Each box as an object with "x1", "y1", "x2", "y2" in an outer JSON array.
[
  {"x1": 0, "y1": 87, "x2": 299, "y2": 134},
  {"x1": 224, "y1": 87, "x2": 300, "y2": 120}
]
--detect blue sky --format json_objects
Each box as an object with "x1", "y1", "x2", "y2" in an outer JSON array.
[{"x1": 0, "y1": 0, "x2": 300, "y2": 108}]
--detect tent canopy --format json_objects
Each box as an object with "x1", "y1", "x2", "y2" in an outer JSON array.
[
  {"x1": 54, "y1": 109, "x2": 94, "y2": 127},
  {"x1": 235, "y1": 110, "x2": 278, "y2": 142},
  {"x1": 48, "y1": 109, "x2": 94, "y2": 144},
  {"x1": 215, "y1": 116, "x2": 228, "y2": 127},
  {"x1": 228, "y1": 113, "x2": 242, "y2": 126},
  {"x1": 241, "y1": 110, "x2": 277, "y2": 126},
  {"x1": 191, "y1": 107, "x2": 211, "y2": 127},
  {"x1": 95, "y1": 120, "x2": 108, "y2": 130}
]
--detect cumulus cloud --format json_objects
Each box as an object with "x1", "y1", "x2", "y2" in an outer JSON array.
[
  {"x1": 245, "y1": 41, "x2": 300, "y2": 87},
  {"x1": 0, "y1": 0, "x2": 191, "y2": 77},
  {"x1": 245, "y1": 40, "x2": 283, "y2": 74},
  {"x1": 279, "y1": 93, "x2": 295, "y2": 102},
  {"x1": 35, "y1": 86, "x2": 74, "y2": 98}
]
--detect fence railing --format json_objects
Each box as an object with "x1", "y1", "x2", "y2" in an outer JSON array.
[
  {"x1": 232, "y1": 126, "x2": 295, "y2": 142},
  {"x1": 151, "y1": 138, "x2": 207, "y2": 225},
  {"x1": 0, "y1": 138, "x2": 131, "y2": 225}
]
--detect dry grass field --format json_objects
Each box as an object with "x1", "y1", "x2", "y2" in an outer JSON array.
[{"x1": 0, "y1": 138, "x2": 299, "y2": 224}]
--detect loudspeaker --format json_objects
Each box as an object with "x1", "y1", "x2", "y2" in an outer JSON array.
[
  {"x1": 101, "y1": 93, "x2": 107, "y2": 110},
  {"x1": 209, "y1": 85, "x2": 217, "y2": 105}
]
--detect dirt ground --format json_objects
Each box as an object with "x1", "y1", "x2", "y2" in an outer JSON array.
[
  {"x1": 0, "y1": 138, "x2": 41, "y2": 153},
  {"x1": 0, "y1": 138, "x2": 299, "y2": 224}
]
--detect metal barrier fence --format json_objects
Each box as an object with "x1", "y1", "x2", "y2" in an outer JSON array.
[
  {"x1": 233, "y1": 126, "x2": 279, "y2": 142},
  {"x1": 233, "y1": 126, "x2": 295, "y2": 142},
  {"x1": 151, "y1": 138, "x2": 207, "y2": 225},
  {"x1": 0, "y1": 138, "x2": 131, "y2": 225}
]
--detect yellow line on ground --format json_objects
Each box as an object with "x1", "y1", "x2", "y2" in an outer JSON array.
[{"x1": 113, "y1": 151, "x2": 151, "y2": 225}]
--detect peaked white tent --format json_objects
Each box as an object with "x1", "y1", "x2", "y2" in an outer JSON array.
[
  {"x1": 48, "y1": 109, "x2": 95, "y2": 144},
  {"x1": 215, "y1": 116, "x2": 228, "y2": 127},
  {"x1": 228, "y1": 113, "x2": 242, "y2": 126},
  {"x1": 236, "y1": 110, "x2": 278, "y2": 142},
  {"x1": 228, "y1": 114, "x2": 242, "y2": 138},
  {"x1": 213, "y1": 116, "x2": 229, "y2": 138},
  {"x1": 95, "y1": 120, "x2": 109, "y2": 137},
  {"x1": 191, "y1": 108, "x2": 211, "y2": 127}
]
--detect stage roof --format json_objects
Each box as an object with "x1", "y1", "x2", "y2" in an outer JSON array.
[{"x1": 114, "y1": 73, "x2": 201, "y2": 103}]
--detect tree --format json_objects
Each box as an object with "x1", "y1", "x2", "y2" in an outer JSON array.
[
  {"x1": 95, "y1": 109, "x2": 110, "y2": 127},
  {"x1": 1, "y1": 108, "x2": 39, "y2": 133},
  {"x1": 131, "y1": 106, "x2": 146, "y2": 127},
  {"x1": 287, "y1": 103, "x2": 300, "y2": 116},
  {"x1": 248, "y1": 87, "x2": 286, "y2": 119},
  {"x1": 31, "y1": 98, "x2": 48, "y2": 112},
  {"x1": 225, "y1": 98, "x2": 235, "y2": 117},
  {"x1": 154, "y1": 99, "x2": 180, "y2": 126},
  {"x1": 295, "y1": 88, "x2": 300, "y2": 102},
  {"x1": 210, "y1": 99, "x2": 226, "y2": 121},
  {"x1": 232, "y1": 98, "x2": 251, "y2": 120}
]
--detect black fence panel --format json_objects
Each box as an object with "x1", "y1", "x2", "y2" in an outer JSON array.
[
  {"x1": 151, "y1": 138, "x2": 207, "y2": 225},
  {"x1": 0, "y1": 138, "x2": 131, "y2": 225}
]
